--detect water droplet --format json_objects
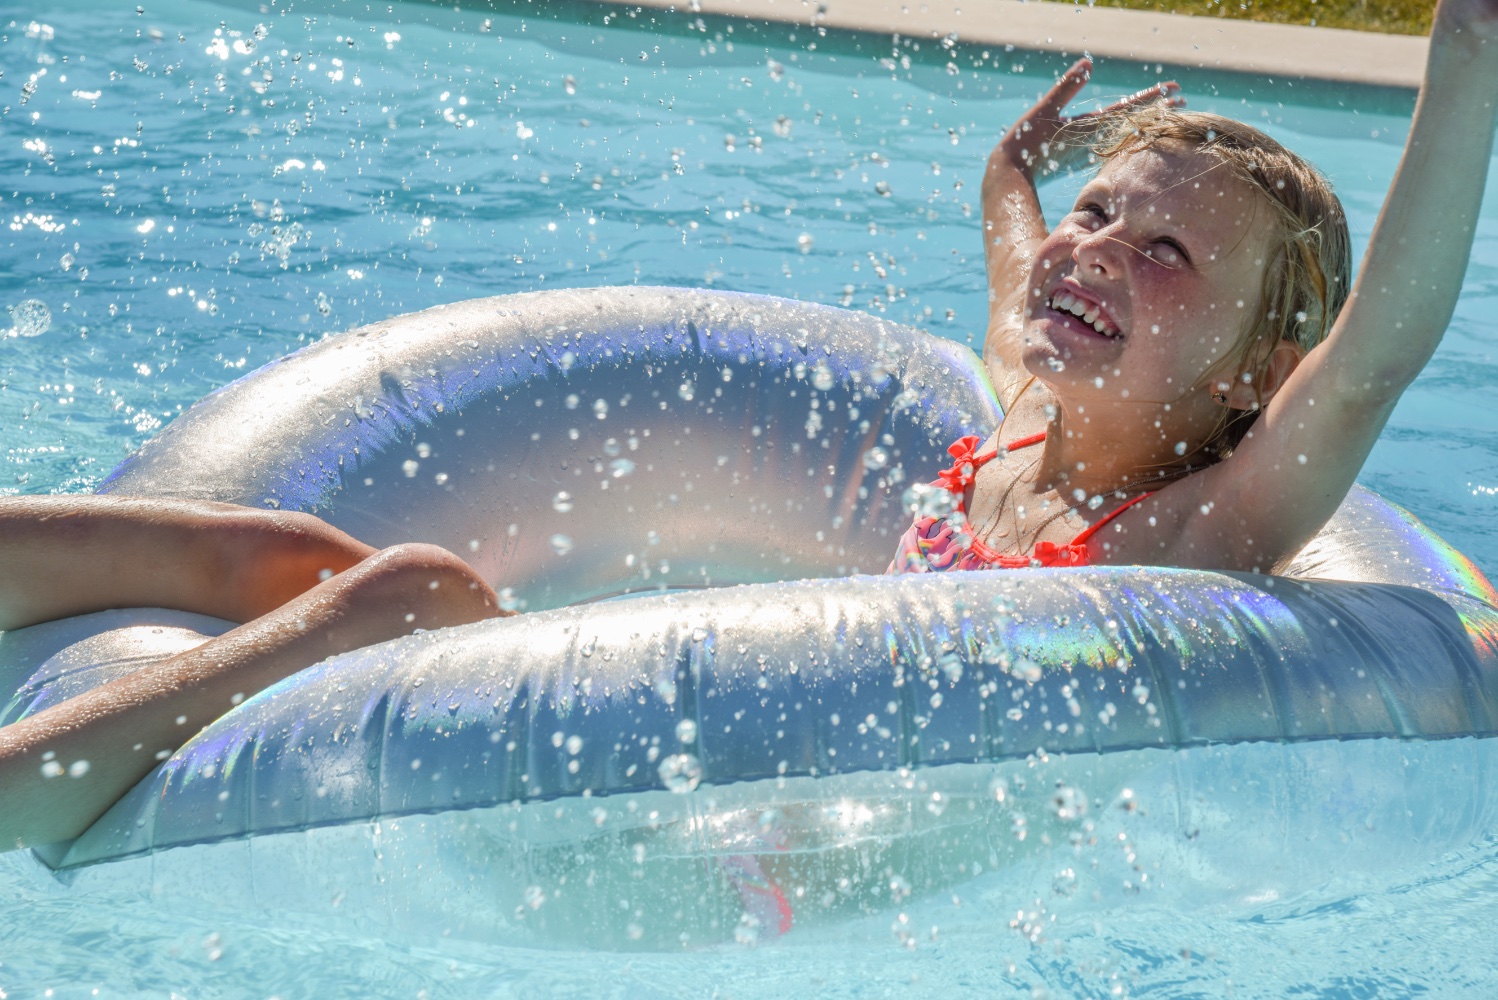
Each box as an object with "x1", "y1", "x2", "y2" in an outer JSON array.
[
  {"x1": 1010, "y1": 658, "x2": 1043, "y2": 684},
  {"x1": 1051, "y1": 783, "x2": 1087, "y2": 821},
  {"x1": 402, "y1": 459, "x2": 419, "y2": 478},
  {"x1": 550, "y1": 533, "x2": 574, "y2": 556},
  {"x1": 658, "y1": 753, "x2": 702, "y2": 793},
  {"x1": 773, "y1": 114, "x2": 792, "y2": 138},
  {"x1": 565, "y1": 393, "x2": 580, "y2": 410},
  {"x1": 902, "y1": 482, "x2": 955, "y2": 519},
  {"x1": 552, "y1": 491, "x2": 574, "y2": 513},
  {"x1": 523, "y1": 885, "x2": 547, "y2": 910},
  {"x1": 874, "y1": 180, "x2": 892, "y2": 197},
  {"x1": 497, "y1": 587, "x2": 522, "y2": 612},
  {"x1": 563, "y1": 74, "x2": 577, "y2": 95},
  {"x1": 675, "y1": 719, "x2": 698, "y2": 744},
  {"x1": 797, "y1": 232, "x2": 815, "y2": 253},
  {"x1": 592, "y1": 398, "x2": 608, "y2": 419},
  {"x1": 609, "y1": 457, "x2": 635, "y2": 478},
  {"x1": 7, "y1": 299, "x2": 51, "y2": 338},
  {"x1": 1046, "y1": 357, "x2": 1065, "y2": 372},
  {"x1": 1174, "y1": 441, "x2": 1188, "y2": 456},
  {"x1": 678, "y1": 381, "x2": 696, "y2": 401},
  {"x1": 565, "y1": 735, "x2": 583, "y2": 755},
  {"x1": 863, "y1": 446, "x2": 889, "y2": 470}
]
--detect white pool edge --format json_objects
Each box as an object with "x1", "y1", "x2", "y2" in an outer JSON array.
[{"x1": 603, "y1": 0, "x2": 1428, "y2": 89}]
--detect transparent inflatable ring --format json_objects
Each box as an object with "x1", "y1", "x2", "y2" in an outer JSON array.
[{"x1": 4, "y1": 287, "x2": 1497, "y2": 947}]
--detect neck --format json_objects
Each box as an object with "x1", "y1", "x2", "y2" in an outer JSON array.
[{"x1": 1029, "y1": 394, "x2": 1197, "y2": 498}]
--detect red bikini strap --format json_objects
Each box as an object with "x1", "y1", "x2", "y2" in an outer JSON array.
[
  {"x1": 1005, "y1": 432, "x2": 1047, "y2": 452},
  {"x1": 1070, "y1": 491, "x2": 1156, "y2": 546}
]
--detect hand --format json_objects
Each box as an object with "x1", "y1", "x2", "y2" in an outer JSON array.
[{"x1": 995, "y1": 58, "x2": 1184, "y2": 182}]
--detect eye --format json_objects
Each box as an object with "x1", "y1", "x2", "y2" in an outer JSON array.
[
  {"x1": 1150, "y1": 237, "x2": 1192, "y2": 266},
  {"x1": 1071, "y1": 201, "x2": 1107, "y2": 230}
]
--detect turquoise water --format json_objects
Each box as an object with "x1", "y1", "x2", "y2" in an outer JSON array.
[{"x1": 3, "y1": 0, "x2": 1498, "y2": 995}]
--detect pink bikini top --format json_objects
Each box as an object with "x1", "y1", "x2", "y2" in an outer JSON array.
[{"x1": 886, "y1": 433, "x2": 1155, "y2": 574}]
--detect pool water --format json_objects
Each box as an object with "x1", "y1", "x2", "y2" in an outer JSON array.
[{"x1": 2, "y1": 0, "x2": 1497, "y2": 995}]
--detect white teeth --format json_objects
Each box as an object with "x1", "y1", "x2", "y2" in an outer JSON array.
[{"x1": 1048, "y1": 289, "x2": 1117, "y2": 335}]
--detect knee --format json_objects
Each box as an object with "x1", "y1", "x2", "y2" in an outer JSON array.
[{"x1": 340, "y1": 543, "x2": 501, "y2": 626}]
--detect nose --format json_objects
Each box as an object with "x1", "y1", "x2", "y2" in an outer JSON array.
[{"x1": 1072, "y1": 222, "x2": 1127, "y2": 279}]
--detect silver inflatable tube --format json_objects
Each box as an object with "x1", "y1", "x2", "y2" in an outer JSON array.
[{"x1": 3, "y1": 289, "x2": 1496, "y2": 944}]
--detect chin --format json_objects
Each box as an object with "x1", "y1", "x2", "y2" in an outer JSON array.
[{"x1": 1020, "y1": 319, "x2": 1122, "y2": 389}]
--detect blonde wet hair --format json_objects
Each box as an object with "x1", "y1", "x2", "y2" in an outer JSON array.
[{"x1": 1087, "y1": 107, "x2": 1352, "y2": 458}]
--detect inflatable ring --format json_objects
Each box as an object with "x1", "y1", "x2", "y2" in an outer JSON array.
[{"x1": 5, "y1": 287, "x2": 1498, "y2": 949}]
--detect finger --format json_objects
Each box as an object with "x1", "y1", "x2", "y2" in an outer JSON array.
[
  {"x1": 1037, "y1": 57, "x2": 1094, "y2": 113},
  {"x1": 1093, "y1": 81, "x2": 1184, "y2": 116}
]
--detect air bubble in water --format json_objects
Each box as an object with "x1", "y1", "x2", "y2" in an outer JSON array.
[
  {"x1": 678, "y1": 381, "x2": 695, "y2": 401},
  {"x1": 552, "y1": 491, "x2": 574, "y2": 513},
  {"x1": 402, "y1": 459, "x2": 419, "y2": 478},
  {"x1": 7, "y1": 300, "x2": 51, "y2": 338},
  {"x1": 811, "y1": 364, "x2": 835, "y2": 391},
  {"x1": 658, "y1": 753, "x2": 702, "y2": 793},
  {"x1": 593, "y1": 398, "x2": 608, "y2": 419},
  {"x1": 874, "y1": 180, "x2": 892, "y2": 197},
  {"x1": 863, "y1": 446, "x2": 889, "y2": 471},
  {"x1": 675, "y1": 719, "x2": 698, "y2": 744},
  {"x1": 550, "y1": 533, "x2": 574, "y2": 556},
  {"x1": 773, "y1": 114, "x2": 792, "y2": 137},
  {"x1": 497, "y1": 587, "x2": 522, "y2": 612},
  {"x1": 563, "y1": 74, "x2": 577, "y2": 95},
  {"x1": 610, "y1": 457, "x2": 636, "y2": 478},
  {"x1": 797, "y1": 232, "x2": 814, "y2": 253}
]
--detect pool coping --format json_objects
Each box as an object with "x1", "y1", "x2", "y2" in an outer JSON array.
[{"x1": 606, "y1": 0, "x2": 1429, "y2": 89}]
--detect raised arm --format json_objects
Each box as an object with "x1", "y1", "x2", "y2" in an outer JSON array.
[
  {"x1": 981, "y1": 61, "x2": 1180, "y2": 409},
  {"x1": 1152, "y1": 0, "x2": 1498, "y2": 571}
]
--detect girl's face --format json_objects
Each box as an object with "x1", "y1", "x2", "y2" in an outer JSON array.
[{"x1": 1021, "y1": 144, "x2": 1276, "y2": 417}]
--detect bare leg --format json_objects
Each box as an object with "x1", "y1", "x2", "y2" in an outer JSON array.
[
  {"x1": 0, "y1": 542, "x2": 504, "y2": 851},
  {"x1": 0, "y1": 496, "x2": 378, "y2": 631}
]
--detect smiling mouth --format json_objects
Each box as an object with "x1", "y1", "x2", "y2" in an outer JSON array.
[{"x1": 1044, "y1": 288, "x2": 1121, "y2": 338}]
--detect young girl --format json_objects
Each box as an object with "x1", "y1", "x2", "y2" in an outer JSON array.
[{"x1": 2, "y1": 0, "x2": 1496, "y2": 853}]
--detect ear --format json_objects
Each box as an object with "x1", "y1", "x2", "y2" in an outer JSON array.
[{"x1": 1218, "y1": 339, "x2": 1306, "y2": 411}]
